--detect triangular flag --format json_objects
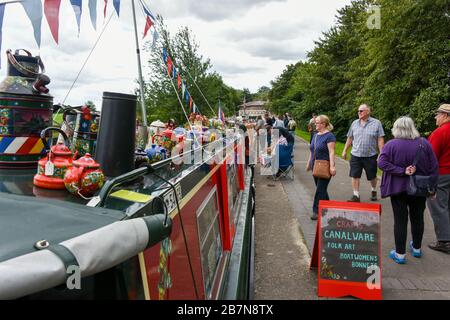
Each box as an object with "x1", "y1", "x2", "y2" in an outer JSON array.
[
  {"x1": 113, "y1": 0, "x2": 120, "y2": 16},
  {"x1": 167, "y1": 56, "x2": 173, "y2": 77},
  {"x1": 181, "y1": 81, "x2": 186, "y2": 97},
  {"x1": 21, "y1": 0, "x2": 43, "y2": 48},
  {"x1": 88, "y1": 0, "x2": 97, "y2": 30},
  {"x1": 162, "y1": 48, "x2": 167, "y2": 64},
  {"x1": 139, "y1": 0, "x2": 156, "y2": 21},
  {"x1": 151, "y1": 29, "x2": 159, "y2": 49},
  {"x1": 0, "y1": 4, "x2": 5, "y2": 68},
  {"x1": 193, "y1": 103, "x2": 197, "y2": 114},
  {"x1": 185, "y1": 89, "x2": 190, "y2": 104},
  {"x1": 143, "y1": 15, "x2": 153, "y2": 39},
  {"x1": 44, "y1": 0, "x2": 61, "y2": 44},
  {"x1": 189, "y1": 97, "x2": 193, "y2": 112},
  {"x1": 177, "y1": 74, "x2": 181, "y2": 90},
  {"x1": 70, "y1": 0, "x2": 82, "y2": 36},
  {"x1": 172, "y1": 66, "x2": 177, "y2": 79},
  {"x1": 104, "y1": 0, "x2": 108, "y2": 18}
]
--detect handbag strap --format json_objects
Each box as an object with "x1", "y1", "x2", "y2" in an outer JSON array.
[{"x1": 313, "y1": 134, "x2": 318, "y2": 161}]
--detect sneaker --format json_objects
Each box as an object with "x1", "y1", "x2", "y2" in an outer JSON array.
[
  {"x1": 371, "y1": 191, "x2": 378, "y2": 201},
  {"x1": 348, "y1": 195, "x2": 360, "y2": 202},
  {"x1": 409, "y1": 240, "x2": 422, "y2": 258},
  {"x1": 310, "y1": 213, "x2": 318, "y2": 220},
  {"x1": 389, "y1": 250, "x2": 406, "y2": 264},
  {"x1": 428, "y1": 241, "x2": 450, "y2": 254}
]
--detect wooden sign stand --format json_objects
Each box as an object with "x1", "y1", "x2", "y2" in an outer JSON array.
[{"x1": 310, "y1": 200, "x2": 382, "y2": 300}]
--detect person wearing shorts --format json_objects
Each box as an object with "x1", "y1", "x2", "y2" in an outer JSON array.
[{"x1": 342, "y1": 104, "x2": 385, "y2": 202}]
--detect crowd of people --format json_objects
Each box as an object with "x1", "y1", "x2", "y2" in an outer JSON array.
[{"x1": 301, "y1": 103, "x2": 450, "y2": 264}]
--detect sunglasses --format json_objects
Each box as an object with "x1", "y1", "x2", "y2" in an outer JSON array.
[{"x1": 358, "y1": 110, "x2": 367, "y2": 113}]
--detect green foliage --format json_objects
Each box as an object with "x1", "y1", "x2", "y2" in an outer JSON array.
[
  {"x1": 142, "y1": 17, "x2": 242, "y2": 124},
  {"x1": 269, "y1": 0, "x2": 450, "y2": 141}
]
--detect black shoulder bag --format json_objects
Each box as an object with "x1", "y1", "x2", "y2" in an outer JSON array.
[{"x1": 406, "y1": 139, "x2": 438, "y2": 197}]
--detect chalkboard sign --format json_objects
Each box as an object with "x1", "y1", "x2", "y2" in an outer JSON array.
[{"x1": 311, "y1": 201, "x2": 382, "y2": 300}]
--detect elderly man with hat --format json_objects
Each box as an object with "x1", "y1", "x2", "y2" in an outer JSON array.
[{"x1": 427, "y1": 103, "x2": 450, "y2": 254}]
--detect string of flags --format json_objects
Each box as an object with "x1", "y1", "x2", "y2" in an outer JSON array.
[
  {"x1": 162, "y1": 47, "x2": 202, "y2": 115},
  {"x1": 0, "y1": 0, "x2": 158, "y2": 67}
]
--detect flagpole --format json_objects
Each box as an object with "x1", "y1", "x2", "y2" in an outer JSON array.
[{"x1": 131, "y1": 0, "x2": 148, "y2": 130}]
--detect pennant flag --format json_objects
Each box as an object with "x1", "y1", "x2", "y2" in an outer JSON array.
[
  {"x1": 70, "y1": 0, "x2": 82, "y2": 36},
  {"x1": 177, "y1": 74, "x2": 181, "y2": 90},
  {"x1": 218, "y1": 100, "x2": 225, "y2": 122},
  {"x1": 113, "y1": 0, "x2": 120, "y2": 16},
  {"x1": 185, "y1": 89, "x2": 190, "y2": 105},
  {"x1": 151, "y1": 29, "x2": 159, "y2": 49},
  {"x1": 181, "y1": 81, "x2": 186, "y2": 97},
  {"x1": 162, "y1": 48, "x2": 167, "y2": 64},
  {"x1": 193, "y1": 103, "x2": 198, "y2": 114},
  {"x1": 143, "y1": 15, "x2": 153, "y2": 39},
  {"x1": 189, "y1": 97, "x2": 193, "y2": 113},
  {"x1": 104, "y1": 0, "x2": 108, "y2": 18},
  {"x1": 172, "y1": 66, "x2": 177, "y2": 79},
  {"x1": 44, "y1": 0, "x2": 61, "y2": 44},
  {"x1": 167, "y1": 56, "x2": 173, "y2": 77},
  {"x1": 88, "y1": 0, "x2": 97, "y2": 30},
  {"x1": 0, "y1": 4, "x2": 5, "y2": 68},
  {"x1": 139, "y1": 0, "x2": 156, "y2": 21},
  {"x1": 21, "y1": 0, "x2": 43, "y2": 47}
]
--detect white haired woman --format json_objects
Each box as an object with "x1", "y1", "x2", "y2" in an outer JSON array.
[{"x1": 378, "y1": 117, "x2": 439, "y2": 264}]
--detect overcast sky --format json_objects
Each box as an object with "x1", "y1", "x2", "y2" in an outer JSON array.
[{"x1": 0, "y1": 0, "x2": 351, "y2": 108}]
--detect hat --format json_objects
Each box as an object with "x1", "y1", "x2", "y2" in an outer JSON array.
[{"x1": 437, "y1": 104, "x2": 450, "y2": 114}]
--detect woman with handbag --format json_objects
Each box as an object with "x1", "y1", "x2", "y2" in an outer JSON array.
[
  {"x1": 378, "y1": 117, "x2": 439, "y2": 264},
  {"x1": 306, "y1": 115, "x2": 337, "y2": 220}
]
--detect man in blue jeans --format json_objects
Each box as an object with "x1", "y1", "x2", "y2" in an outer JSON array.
[{"x1": 342, "y1": 104, "x2": 385, "y2": 202}]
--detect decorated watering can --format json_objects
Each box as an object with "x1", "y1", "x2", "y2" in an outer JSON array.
[
  {"x1": 0, "y1": 49, "x2": 53, "y2": 169},
  {"x1": 34, "y1": 127, "x2": 74, "y2": 190},
  {"x1": 62, "y1": 105, "x2": 99, "y2": 158},
  {"x1": 64, "y1": 153, "x2": 105, "y2": 197}
]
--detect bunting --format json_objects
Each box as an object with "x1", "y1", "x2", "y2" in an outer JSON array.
[
  {"x1": 185, "y1": 89, "x2": 190, "y2": 105},
  {"x1": 113, "y1": 0, "x2": 120, "y2": 16},
  {"x1": 151, "y1": 29, "x2": 159, "y2": 48},
  {"x1": 167, "y1": 56, "x2": 173, "y2": 77},
  {"x1": 88, "y1": 0, "x2": 97, "y2": 30},
  {"x1": 143, "y1": 15, "x2": 153, "y2": 39},
  {"x1": 21, "y1": 0, "x2": 43, "y2": 47},
  {"x1": 0, "y1": 4, "x2": 5, "y2": 68},
  {"x1": 139, "y1": 0, "x2": 156, "y2": 21},
  {"x1": 70, "y1": 0, "x2": 82, "y2": 36},
  {"x1": 162, "y1": 48, "x2": 167, "y2": 64},
  {"x1": 172, "y1": 66, "x2": 177, "y2": 79},
  {"x1": 177, "y1": 74, "x2": 181, "y2": 90},
  {"x1": 181, "y1": 81, "x2": 186, "y2": 97},
  {"x1": 189, "y1": 97, "x2": 193, "y2": 112},
  {"x1": 44, "y1": 0, "x2": 61, "y2": 44},
  {"x1": 104, "y1": 0, "x2": 108, "y2": 18},
  {"x1": 218, "y1": 101, "x2": 225, "y2": 122}
]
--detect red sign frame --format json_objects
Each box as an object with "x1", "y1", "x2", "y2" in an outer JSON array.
[{"x1": 310, "y1": 200, "x2": 382, "y2": 300}]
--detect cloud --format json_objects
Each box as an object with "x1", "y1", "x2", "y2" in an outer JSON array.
[
  {"x1": 212, "y1": 60, "x2": 265, "y2": 76},
  {"x1": 224, "y1": 19, "x2": 322, "y2": 42},
  {"x1": 240, "y1": 40, "x2": 307, "y2": 61},
  {"x1": 147, "y1": 0, "x2": 287, "y2": 21}
]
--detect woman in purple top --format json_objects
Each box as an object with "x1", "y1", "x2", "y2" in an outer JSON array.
[{"x1": 378, "y1": 117, "x2": 439, "y2": 264}]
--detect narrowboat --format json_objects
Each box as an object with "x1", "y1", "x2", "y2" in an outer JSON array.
[{"x1": 0, "y1": 49, "x2": 255, "y2": 300}]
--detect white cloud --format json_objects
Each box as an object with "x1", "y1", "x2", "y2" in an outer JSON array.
[{"x1": 0, "y1": 0, "x2": 352, "y2": 110}]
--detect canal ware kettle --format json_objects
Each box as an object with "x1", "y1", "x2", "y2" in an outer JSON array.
[
  {"x1": 0, "y1": 49, "x2": 53, "y2": 169},
  {"x1": 64, "y1": 153, "x2": 105, "y2": 197},
  {"x1": 33, "y1": 127, "x2": 74, "y2": 190}
]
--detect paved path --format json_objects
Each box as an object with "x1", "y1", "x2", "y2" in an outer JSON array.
[{"x1": 254, "y1": 135, "x2": 450, "y2": 300}]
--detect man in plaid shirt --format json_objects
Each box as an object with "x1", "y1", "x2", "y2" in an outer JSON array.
[{"x1": 342, "y1": 104, "x2": 385, "y2": 202}]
